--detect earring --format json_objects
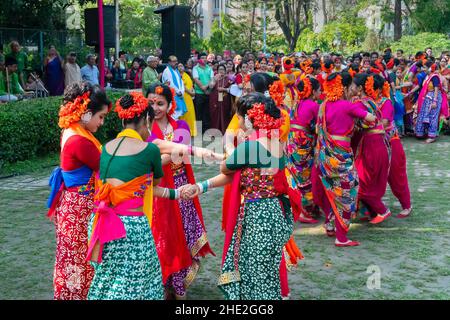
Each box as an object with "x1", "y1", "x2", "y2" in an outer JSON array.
[
  {"x1": 244, "y1": 114, "x2": 253, "y2": 130},
  {"x1": 81, "y1": 112, "x2": 92, "y2": 124}
]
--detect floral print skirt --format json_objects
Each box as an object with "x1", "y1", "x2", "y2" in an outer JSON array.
[
  {"x1": 53, "y1": 190, "x2": 95, "y2": 300},
  {"x1": 218, "y1": 197, "x2": 293, "y2": 300},
  {"x1": 87, "y1": 215, "x2": 164, "y2": 300}
]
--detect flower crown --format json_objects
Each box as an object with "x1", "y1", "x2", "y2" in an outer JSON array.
[
  {"x1": 324, "y1": 74, "x2": 344, "y2": 102},
  {"x1": 298, "y1": 77, "x2": 313, "y2": 100},
  {"x1": 247, "y1": 102, "x2": 283, "y2": 138},
  {"x1": 364, "y1": 76, "x2": 378, "y2": 100},
  {"x1": 115, "y1": 91, "x2": 149, "y2": 120},
  {"x1": 58, "y1": 91, "x2": 91, "y2": 129},
  {"x1": 268, "y1": 80, "x2": 285, "y2": 107}
]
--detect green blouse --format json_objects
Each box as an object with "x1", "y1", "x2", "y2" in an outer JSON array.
[
  {"x1": 100, "y1": 142, "x2": 163, "y2": 182},
  {"x1": 225, "y1": 140, "x2": 285, "y2": 170}
]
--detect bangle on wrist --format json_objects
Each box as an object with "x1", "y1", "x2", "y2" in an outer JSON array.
[
  {"x1": 169, "y1": 188, "x2": 175, "y2": 200},
  {"x1": 196, "y1": 182, "x2": 204, "y2": 194}
]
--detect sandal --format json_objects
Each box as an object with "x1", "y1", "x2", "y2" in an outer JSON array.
[
  {"x1": 335, "y1": 239, "x2": 360, "y2": 247},
  {"x1": 397, "y1": 208, "x2": 412, "y2": 218},
  {"x1": 298, "y1": 213, "x2": 319, "y2": 224},
  {"x1": 425, "y1": 138, "x2": 436, "y2": 144},
  {"x1": 369, "y1": 211, "x2": 391, "y2": 224}
]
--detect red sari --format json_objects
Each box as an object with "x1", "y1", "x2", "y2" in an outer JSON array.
[{"x1": 150, "y1": 117, "x2": 214, "y2": 287}]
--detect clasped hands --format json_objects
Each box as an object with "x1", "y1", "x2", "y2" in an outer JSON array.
[{"x1": 177, "y1": 184, "x2": 200, "y2": 200}]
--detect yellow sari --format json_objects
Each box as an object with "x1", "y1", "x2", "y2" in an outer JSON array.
[{"x1": 180, "y1": 72, "x2": 197, "y2": 136}]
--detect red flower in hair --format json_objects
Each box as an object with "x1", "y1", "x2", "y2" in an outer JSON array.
[
  {"x1": 115, "y1": 91, "x2": 149, "y2": 120},
  {"x1": 324, "y1": 75, "x2": 344, "y2": 102},
  {"x1": 58, "y1": 92, "x2": 91, "y2": 129},
  {"x1": 298, "y1": 77, "x2": 312, "y2": 100},
  {"x1": 268, "y1": 80, "x2": 285, "y2": 107},
  {"x1": 321, "y1": 63, "x2": 334, "y2": 74},
  {"x1": 364, "y1": 76, "x2": 379, "y2": 100},
  {"x1": 382, "y1": 81, "x2": 391, "y2": 98},
  {"x1": 247, "y1": 102, "x2": 283, "y2": 138}
]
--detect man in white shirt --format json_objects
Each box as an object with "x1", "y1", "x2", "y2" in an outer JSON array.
[
  {"x1": 162, "y1": 55, "x2": 186, "y2": 120},
  {"x1": 64, "y1": 52, "x2": 81, "y2": 88}
]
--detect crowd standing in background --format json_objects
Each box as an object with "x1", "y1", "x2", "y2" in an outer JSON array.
[{"x1": 1, "y1": 38, "x2": 449, "y2": 300}]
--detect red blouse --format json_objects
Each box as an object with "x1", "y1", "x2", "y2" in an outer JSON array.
[{"x1": 61, "y1": 135, "x2": 100, "y2": 172}]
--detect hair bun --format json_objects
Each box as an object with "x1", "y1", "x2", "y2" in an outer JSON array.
[
  {"x1": 119, "y1": 94, "x2": 135, "y2": 109},
  {"x1": 63, "y1": 82, "x2": 89, "y2": 103}
]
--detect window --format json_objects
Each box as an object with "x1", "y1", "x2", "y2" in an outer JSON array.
[{"x1": 214, "y1": 0, "x2": 220, "y2": 9}]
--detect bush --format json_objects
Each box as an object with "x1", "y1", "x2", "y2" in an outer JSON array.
[
  {"x1": 0, "y1": 91, "x2": 124, "y2": 164},
  {"x1": 389, "y1": 32, "x2": 450, "y2": 56}
]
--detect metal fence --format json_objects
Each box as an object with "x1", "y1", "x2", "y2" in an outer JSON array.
[{"x1": 0, "y1": 27, "x2": 84, "y2": 72}]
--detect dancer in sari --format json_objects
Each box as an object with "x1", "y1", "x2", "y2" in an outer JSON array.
[
  {"x1": 279, "y1": 56, "x2": 301, "y2": 110},
  {"x1": 351, "y1": 74, "x2": 391, "y2": 224},
  {"x1": 178, "y1": 63, "x2": 197, "y2": 136},
  {"x1": 415, "y1": 64, "x2": 449, "y2": 143},
  {"x1": 222, "y1": 73, "x2": 300, "y2": 298},
  {"x1": 47, "y1": 83, "x2": 111, "y2": 299},
  {"x1": 185, "y1": 93, "x2": 296, "y2": 299},
  {"x1": 285, "y1": 77, "x2": 321, "y2": 223},
  {"x1": 87, "y1": 92, "x2": 183, "y2": 300},
  {"x1": 379, "y1": 82, "x2": 412, "y2": 218},
  {"x1": 315, "y1": 73, "x2": 376, "y2": 246},
  {"x1": 146, "y1": 84, "x2": 215, "y2": 300}
]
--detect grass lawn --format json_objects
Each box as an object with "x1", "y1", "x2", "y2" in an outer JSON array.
[{"x1": 0, "y1": 136, "x2": 449, "y2": 300}]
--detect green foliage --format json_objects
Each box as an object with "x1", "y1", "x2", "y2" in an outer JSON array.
[
  {"x1": 296, "y1": 17, "x2": 367, "y2": 55},
  {"x1": 119, "y1": 0, "x2": 161, "y2": 55},
  {"x1": 409, "y1": 0, "x2": 450, "y2": 34},
  {"x1": 0, "y1": 91, "x2": 123, "y2": 165},
  {"x1": 388, "y1": 32, "x2": 450, "y2": 56}
]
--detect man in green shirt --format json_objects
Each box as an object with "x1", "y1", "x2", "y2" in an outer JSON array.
[
  {"x1": 192, "y1": 52, "x2": 214, "y2": 132},
  {"x1": 142, "y1": 55, "x2": 160, "y2": 94},
  {"x1": 0, "y1": 57, "x2": 24, "y2": 102},
  {"x1": 5, "y1": 41, "x2": 28, "y2": 88}
]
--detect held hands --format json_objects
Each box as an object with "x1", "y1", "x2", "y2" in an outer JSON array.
[{"x1": 177, "y1": 184, "x2": 200, "y2": 200}]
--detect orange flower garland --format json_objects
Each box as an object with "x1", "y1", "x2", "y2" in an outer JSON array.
[
  {"x1": 382, "y1": 81, "x2": 391, "y2": 98},
  {"x1": 268, "y1": 80, "x2": 285, "y2": 107},
  {"x1": 247, "y1": 102, "x2": 283, "y2": 138},
  {"x1": 115, "y1": 91, "x2": 149, "y2": 119},
  {"x1": 298, "y1": 77, "x2": 312, "y2": 100},
  {"x1": 364, "y1": 76, "x2": 378, "y2": 100},
  {"x1": 58, "y1": 92, "x2": 90, "y2": 129},
  {"x1": 324, "y1": 75, "x2": 344, "y2": 102},
  {"x1": 321, "y1": 63, "x2": 334, "y2": 74},
  {"x1": 300, "y1": 59, "x2": 313, "y2": 75}
]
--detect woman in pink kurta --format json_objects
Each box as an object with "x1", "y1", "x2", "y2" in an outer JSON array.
[
  {"x1": 351, "y1": 74, "x2": 391, "y2": 224},
  {"x1": 286, "y1": 77, "x2": 321, "y2": 223},
  {"x1": 313, "y1": 72, "x2": 376, "y2": 246},
  {"x1": 379, "y1": 96, "x2": 412, "y2": 217}
]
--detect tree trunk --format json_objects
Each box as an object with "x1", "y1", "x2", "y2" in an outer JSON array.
[
  {"x1": 394, "y1": 0, "x2": 402, "y2": 40},
  {"x1": 322, "y1": 0, "x2": 327, "y2": 24},
  {"x1": 249, "y1": 4, "x2": 256, "y2": 50}
]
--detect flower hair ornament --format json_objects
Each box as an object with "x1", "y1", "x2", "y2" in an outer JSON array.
[
  {"x1": 115, "y1": 91, "x2": 149, "y2": 119},
  {"x1": 300, "y1": 59, "x2": 313, "y2": 75},
  {"x1": 323, "y1": 74, "x2": 344, "y2": 102},
  {"x1": 382, "y1": 81, "x2": 391, "y2": 98},
  {"x1": 298, "y1": 77, "x2": 312, "y2": 100},
  {"x1": 364, "y1": 76, "x2": 378, "y2": 100},
  {"x1": 58, "y1": 91, "x2": 91, "y2": 129},
  {"x1": 268, "y1": 80, "x2": 285, "y2": 107},
  {"x1": 246, "y1": 102, "x2": 283, "y2": 138},
  {"x1": 149, "y1": 86, "x2": 177, "y2": 116},
  {"x1": 283, "y1": 57, "x2": 294, "y2": 74},
  {"x1": 321, "y1": 62, "x2": 334, "y2": 74}
]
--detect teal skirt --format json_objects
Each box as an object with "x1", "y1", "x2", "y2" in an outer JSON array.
[
  {"x1": 87, "y1": 215, "x2": 164, "y2": 300},
  {"x1": 218, "y1": 197, "x2": 293, "y2": 300}
]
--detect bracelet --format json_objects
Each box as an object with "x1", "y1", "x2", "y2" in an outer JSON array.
[
  {"x1": 196, "y1": 180, "x2": 211, "y2": 195},
  {"x1": 169, "y1": 188, "x2": 175, "y2": 200}
]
